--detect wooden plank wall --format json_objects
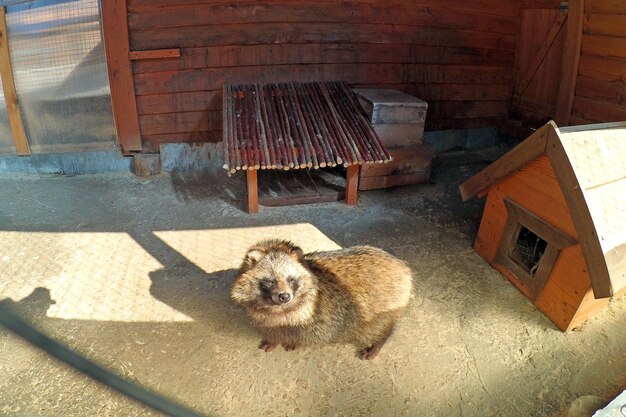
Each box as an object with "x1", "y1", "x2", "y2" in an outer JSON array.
[
  {"x1": 126, "y1": 0, "x2": 520, "y2": 151},
  {"x1": 573, "y1": 0, "x2": 626, "y2": 124}
]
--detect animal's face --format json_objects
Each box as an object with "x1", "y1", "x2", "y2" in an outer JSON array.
[
  {"x1": 231, "y1": 241, "x2": 318, "y2": 322},
  {"x1": 252, "y1": 252, "x2": 309, "y2": 306}
]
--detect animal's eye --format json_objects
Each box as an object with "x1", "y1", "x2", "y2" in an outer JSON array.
[
  {"x1": 260, "y1": 278, "x2": 275, "y2": 288},
  {"x1": 287, "y1": 276, "x2": 295, "y2": 284}
]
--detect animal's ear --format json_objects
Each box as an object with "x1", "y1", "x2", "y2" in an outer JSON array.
[
  {"x1": 242, "y1": 248, "x2": 265, "y2": 269},
  {"x1": 289, "y1": 245, "x2": 304, "y2": 262},
  {"x1": 231, "y1": 273, "x2": 255, "y2": 304}
]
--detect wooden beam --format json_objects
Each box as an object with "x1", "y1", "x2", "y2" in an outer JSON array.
[
  {"x1": 555, "y1": 0, "x2": 584, "y2": 126},
  {"x1": 515, "y1": 12, "x2": 567, "y2": 95},
  {"x1": 0, "y1": 7, "x2": 29, "y2": 156},
  {"x1": 521, "y1": 0, "x2": 564, "y2": 9},
  {"x1": 345, "y1": 164, "x2": 360, "y2": 205},
  {"x1": 129, "y1": 49, "x2": 180, "y2": 61},
  {"x1": 246, "y1": 169, "x2": 259, "y2": 214},
  {"x1": 101, "y1": 0, "x2": 142, "y2": 153}
]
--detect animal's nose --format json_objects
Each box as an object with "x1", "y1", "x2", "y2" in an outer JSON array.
[{"x1": 278, "y1": 292, "x2": 291, "y2": 304}]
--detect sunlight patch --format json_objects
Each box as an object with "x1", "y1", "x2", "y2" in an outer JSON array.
[{"x1": 0, "y1": 232, "x2": 192, "y2": 322}]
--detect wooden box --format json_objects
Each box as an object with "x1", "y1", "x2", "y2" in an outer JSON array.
[
  {"x1": 359, "y1": 144, "x2": 434, "y2": 190},
  {"x1": 353, "y1": 89, "x2": 428, "y2": 124},
  {"x1": 353, "y1": 89, "x2": 427, "y2": 148}
]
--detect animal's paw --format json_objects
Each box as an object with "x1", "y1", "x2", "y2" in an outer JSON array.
[
  {"x1": 282, "y1": 343, "x2": 299, "y2": 352},
  {"x1": 259, "y1": 340, "x2": 278, "y2": 352},
  {"x1": 359, "y1": 346, "x2": 381, "y2": 360}
]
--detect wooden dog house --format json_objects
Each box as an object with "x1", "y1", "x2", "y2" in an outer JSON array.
[{"x1": 460, "y1": 121, "x2": 626, "y2": 331}]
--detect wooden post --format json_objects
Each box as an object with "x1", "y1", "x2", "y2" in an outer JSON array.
[
  {"x1": 101, "y1": 0, "x2": 142, "y2": 153},
  {"x1": 246, "y1": 169, "x2": 259, "y2": 214},
  {"x1": 555, "y1": 0, "x2": 584, "y2": 126},
  {"x1": 345, "y1": 164, "x2": 360, "y2": 205},
  {"x1": 0, "y1": 7, "x2": 30, "y2": 156}
]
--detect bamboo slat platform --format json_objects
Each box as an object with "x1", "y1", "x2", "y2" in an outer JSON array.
[{"x1": 223, "y1": 81, "x2": 391, "y2": 213}]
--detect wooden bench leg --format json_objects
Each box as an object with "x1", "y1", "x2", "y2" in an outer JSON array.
[
  {"x1": 345, "y1": 164, "x2": 360, "y2": 205},
  {"x1": 246, "y1": 169, "x2": 259, "y2": 213}
]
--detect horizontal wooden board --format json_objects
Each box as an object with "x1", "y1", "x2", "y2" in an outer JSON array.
[
  {"x1": 127, "y1": 0, "x2": 521, "y2": 18},
  {"x1": 128, "y1": 2, "x2": 518, "y2": 34},
  {"x1": 575, "y1": 75, "x2": 625, "y2": 107},
  {"x1": 359, "y1": 171, "x2": 431, "y2": 190},
  {"x1": 142, "y1": 131, "x2": 222, "y2": 146},
  {"x1": 130, "y1": 22, "x2": 517, "y2": 51},
  {"x1": 425, "y1": 117, "x2": 505, "y2": 130},
  {"x1": 412, "y1": 65, "x2": 513, "y2": 84},
  {"x1": 571, "y1": 96, "x2": 626, "y2": 123},
  {"x1": 134, "y1": 64, "x2": 513, "y2": 95},
  {"x1": 136, "y1": 90, "x2": 222, "y2": 115},
  {"x1": 584, "y1": 14, "x2": 626, "y2": 38},
  {"x1": 581, "y1": 34, "x2": 626, "y2": 60},
  {"x1": 521, "y1": 0, "x2": 563, "y2": 8},
  {"x1": 132, "y1": 44, "x2": 516, "y2": 74},
  {"x1": 578, "y1": 55, "x2": 626, "y2": 82},
  {"x1": 129, "y1": 49, "x2": 181, "y2": 60},
  {"x1": 139, "y1": 110, "x2": 222, "y2": 135},
  {"x1": 360, "y1": 145, "x2": 434, "y2": 177},
  {"x1": 428, "y1": 100, "x2": 509, "y2": 119},
  {"x1": 584, "y1": 0, "x2": 626, "y2": 14},
  {"x1": 412, "y1": 83, "x2": 512, "y2": 101}
]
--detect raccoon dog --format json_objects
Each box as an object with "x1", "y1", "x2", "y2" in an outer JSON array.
[{"x1": 231, "y1": 239, "x2": 413, "y2": 359}]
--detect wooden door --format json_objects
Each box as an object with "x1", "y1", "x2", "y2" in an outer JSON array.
[{"x1": 512, "y1": 1, "x2": 569, "y2": 127}]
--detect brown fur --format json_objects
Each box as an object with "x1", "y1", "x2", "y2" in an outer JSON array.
[{"x1": 231, "y1": 239, "x2": 413, "y2": 359}]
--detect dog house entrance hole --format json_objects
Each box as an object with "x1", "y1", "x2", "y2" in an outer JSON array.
[
  {"x1": 496, "y1": 198, "x2": 578, "y2": 300},
  {"x1": 509, "y1": 226, "x2": 548, "y2": 276}
]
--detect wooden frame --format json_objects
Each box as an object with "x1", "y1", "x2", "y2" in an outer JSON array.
[
  {"x1": 495, "y1": 198, "x2": 577, "y2": 300},
  {"x1": 101, "y1": 0, "x2": 142, "y2": 153},
  {"x1": 0, "y1": 6, "x2": 29, "y2": 155},
  {"x1": 245, "y1": 166, "x2": 360, "y2": 213}
]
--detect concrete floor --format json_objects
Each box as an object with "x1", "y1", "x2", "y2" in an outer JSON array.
[{"x1": 0, "y1": 152, "x2": 624, "y2": 417}]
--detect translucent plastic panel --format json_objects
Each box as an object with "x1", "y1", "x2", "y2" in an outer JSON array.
[
  {"x1": 0, "y1": 77, "x2": 16, "y2": 154},
  {"x1": 6, "y1": 0, "x2": 116, "y2": 153}
]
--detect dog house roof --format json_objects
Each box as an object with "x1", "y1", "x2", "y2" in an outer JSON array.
[{"x1": 460, "y1": 121, "x2": 626, "y2": 299}]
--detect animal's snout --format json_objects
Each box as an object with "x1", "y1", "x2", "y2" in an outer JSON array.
[{"x1": 277, "y1": 292, "x2": 291, "y2": 304}]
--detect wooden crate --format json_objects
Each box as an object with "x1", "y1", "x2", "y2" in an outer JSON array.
[
  {"x1": 353, "y1": 89, "x2": 428, "y2": 124},
  {"x1": 354, "y1": 89, "x2": 428, "y2": 148},
  {"x1": 359, "y1": 144, "x2": 434, "y2": 190}
]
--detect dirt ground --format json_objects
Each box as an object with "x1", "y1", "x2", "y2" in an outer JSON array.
[{"x1": 0, "y1": 150, "x2": 624, "y2": 417}]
